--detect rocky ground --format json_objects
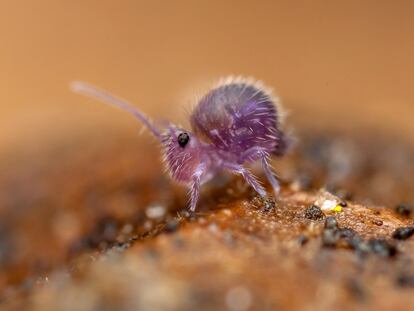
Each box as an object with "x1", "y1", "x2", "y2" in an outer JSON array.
[{"x1": 0, "y1": 130, "x2": 413, "y2": 311}]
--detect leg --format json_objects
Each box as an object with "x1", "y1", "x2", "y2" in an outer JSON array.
[
  {"x1": 222, "y1": 162, "x2": 267, "y2": 197},
  {"x1": 189, "y1": 164, "x2": 205, "y2": 212},
  {"x1": 260, "y1": 153, "x2": 280, "y2": 196},
  {"x1": 240, "y1": 147, "x2": 281, "y2": 197}
]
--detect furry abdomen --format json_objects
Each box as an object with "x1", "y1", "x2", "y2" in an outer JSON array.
[{"x1": 191, "y1": 81, "x2": 285, "y2": 158}]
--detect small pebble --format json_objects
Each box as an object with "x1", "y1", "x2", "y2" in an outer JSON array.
[
  {"x1": 262, "y1": 197, "x2": 276, "y2": 212},
  {"x1": 297, "y1": 235, "x2": 309, "y2": 246},
  {"x1": 338, "y1": 228, "x2": 357, "y2": 239},
  {"x1": 396, "y1": 274, "x2": 414, "y2": 288},
  {"x1": 322, "y1": 228, "x2": 339, "y2": 247},
  {"x1": 372, "y1": 219, "x2": 383, "y2": 226},
  {"x1": 325, "y1": 216, "x2": 338, "y2": 229},
  {"x1": 322, "y1": 225, "x2": 356, "y2": 248},
  {"x1": 164, "y1": 219, "x2": 180, "y2": 233},
  {"x1": 345, "y1": 279, "x2": 366, "y2": 302},
  {"x1": 305, "y1": 205, "x2": 325, "y2": 220},
  {"x1": 350, "y1": 238, "x2": 370, "y2": 255},
  {"x1": 367, "y1": 239, "x2": 397, "y2": 258},
  {"x1": 395, "y1": 203, "x2": 413, "y2": 217},
  {"x1": 392, "y1": 227, "x2": 414, "y2": 240}
]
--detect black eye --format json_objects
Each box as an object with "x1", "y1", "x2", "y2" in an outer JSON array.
[{"x1": 177, "y1": 132, "x2": 190, "y2": 148}]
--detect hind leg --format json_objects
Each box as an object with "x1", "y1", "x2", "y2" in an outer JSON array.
[
  {"x1": 240, "y1": 147, "x2": 281, "y2": 197},
  {"x1": 260, "y1": 153, "x2": 280, "y2": 196},
  {"x1": 222, "y1": 162, "x2": 267, "y2": 197}
]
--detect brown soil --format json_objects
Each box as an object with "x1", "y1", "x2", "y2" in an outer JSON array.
[{"x1": 0, "y1": 130, "x2": 413, "y2": 311}]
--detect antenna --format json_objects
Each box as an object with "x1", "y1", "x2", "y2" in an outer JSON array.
[{"x1": 70, "y1": 81, "x2": 162, "y2": 139}]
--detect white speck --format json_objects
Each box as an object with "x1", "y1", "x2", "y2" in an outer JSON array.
[
  {"x1": 225, "y1": 286, "x2": 252, "y2": 311},
  {"x1": 320, "y1": 199, "x2": 338, "y2": 211},
  {"x1": 315, "y1": 190, "x2": 341, "y2": 211},
  {"x1": 145, "y1": 204, "x2": 166, "y2": 219},
  {"x1": 208, "y1": 223, "x2": 219, "y2": 233}
]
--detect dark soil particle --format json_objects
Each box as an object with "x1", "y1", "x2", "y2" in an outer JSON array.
[
  {"x1": 396, "y1": 274, "x2": 414, "y2": 288},
  {"x1": 367, "y1": 239, "x2": 397, "y2": 258},
  {"x1": 338, "y1": 228, "x2": 358, "y2": 239},
  {"x1": 250, "y1": 196, "x2": 277, "y2": 212},
  {"x1": 320, "y1": 217, "x2": 397, "y2": 258},
  {"x1": 322, "y1": 228, "x2": 340, "y2": 247},
  {"x1": 164, "y1": 219, "x2": 181, "y2": 233},
  {"x1": 392, "y1": 227, "x2": 414, "y2": 240},
  {"x1": 325, "y1": 216, "x2": 338, "y2": 229},
  {"x1": 322, "y1": 226, "x2": 357, "y2": 248},
  {"x1": 345, "y1": 278, "x2": 367, "y2": 302},
  {"x1": 321, "y1": 217, "x2": 356, "y2": 248},
  {"x1": 69, "y1": 217, "x2": 122, "y2": 255},
  {"x1": 395, "y1": 204, "x2": 413, "y2": 217},
  {"x1": 372, "y1": 219, "x2": 383, "y2": 226},
  {"x1": 297, "y1": 235, "x2": 309, "y2": 246},
  {"x1": 262, "y1": 197, "x2": 277, "y2": 212},
  {"x1": 305, "y1": 205, "x2": 325, "y2": 220}
]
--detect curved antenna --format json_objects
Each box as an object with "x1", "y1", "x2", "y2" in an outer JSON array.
[{"x1": 70, "y1": 81, "x2": 163, "y2": 139}]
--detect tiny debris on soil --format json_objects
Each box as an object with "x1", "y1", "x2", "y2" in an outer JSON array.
[
  {"x1": 262, "y1": 197, "x2": 277, "y2": 212},
  {"x1": 297, "y1": 234, "x2": 309, "y2": 246},
  {"x1": 345, "y1": 278, "x2": 367, "y2": 302},
  {"x1": 395, "y1": 203, "x2": 413, "y2": 217},
  {"x1": 372, "y1": 219, "x2": 383, "y2": 226},
  {"x1": 325, "y1": 216, "x2": 338, "y2": 229},
  {"x1": 396, "y1": 274, "x2": 414, "y2": 288},
  {"x1": 320, "y1": 216, "x2": 397, "y2": 258},
  {"x1": 392, "y1": 227, "x2": 414, "y2": 240},
  {"x1": 250, "y1": 196, "x2": 277, "y2": 212},
  {"x1": 164, "y1": 218, "x2": 181, "y2": 233},
  {"x1": 304, "y1": 204, "x2": 325, "y2": 220},
  {"x1": 367, "y1": 239, "x2": 397, "y2": 258},
  {"x1": 321, "y1": 222, "x2": 357, "y2": 249}
]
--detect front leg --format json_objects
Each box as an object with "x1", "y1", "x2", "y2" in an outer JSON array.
[
  {"x1": 189, "y1": 163, "x2": 206, "y2": 212},
  {"x1": 222, "y1": 162, "x2": 267, "y2": 197}
]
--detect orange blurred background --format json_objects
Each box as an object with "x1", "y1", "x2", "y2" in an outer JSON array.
[{"x1": 1, "y1": 0, "x2": 413, "y2": 155}]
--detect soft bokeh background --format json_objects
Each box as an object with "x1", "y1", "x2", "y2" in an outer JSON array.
[
  {"x1": 1, "y1": 0, "x2": 414, "y2": 154},
  {"x1": 1, "y1": 2, "x2": 414, "y2": 308}
]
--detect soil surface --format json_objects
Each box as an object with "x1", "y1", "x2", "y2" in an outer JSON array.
[{"x1": 0, "y1": 130, "x2": 413, "y2": 311}]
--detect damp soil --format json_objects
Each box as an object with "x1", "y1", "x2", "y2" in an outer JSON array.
[{"x1": 0, "y1": 130, "x2": 413, "y2": 311}]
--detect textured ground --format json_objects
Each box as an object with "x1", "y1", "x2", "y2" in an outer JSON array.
[{"x1": 0, "y1": 130, "x2": 413, "y2": 311}]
